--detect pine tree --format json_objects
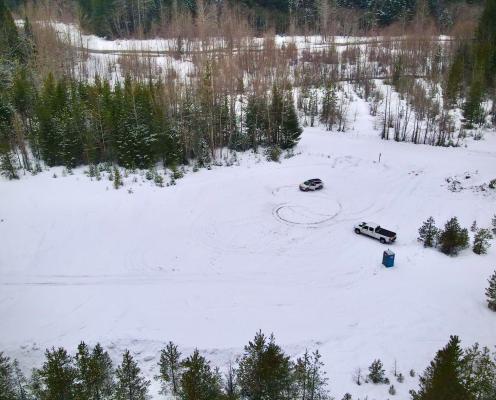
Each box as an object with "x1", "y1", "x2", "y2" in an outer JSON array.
[
  {"x1": 294, "y1": 349, "x2": 329, "y2": 400},
  {"x1": 75, "y1": 342, "x2": 114, "y2": 400},
  {"x1": 237, "y1": 331, "x2": 292, "y2": 400},
  {"x1": 179, "y1": 349, "x2": 222, "y2": 400},
  {"x1": 157, "y1": 341, "x2": 182, "y2": 396},
  {"x1": 418, "y1": 217, "x2": 439, "y2": 248},
  {"x1": 224, "y1": 361, "x2": 238, "y2": 400},
  {"x1": 486, "y1": 270, "x2": 496, "y2": 311},
  {"x1": 280, "y1": 91, "x2": 302, "y2": 150},
  {"x1": 31, "y1": 347, "x2": 77, "y2": 400},
  {"x1": 113, "y1": 166, "x2": 123, "y2": 189},
  {"x1": 0, "y1": 150, "x2": 18, "y2": 179},
  {"x1": 410, "y1": 336, "x2": 468, "y2": 400},
  {"x1": 367, "y1": 359, "x2": 386, "y2": 384},
  {"x1": 438, "y1": 217, "x2": 469, "y2": 256},
  {"x1": 473, "y1": 228, "x2": 493, "y2": 255},
  {"x1": 114, "y1": 350, "x2": 150, "y2": 400},
  {"x1": 320, "y1": 82, "x2": 338, "y2": 131},
  {"x1": 0, "y1": 352, "x2": 20, "y2": 400},
  {"x1": 461, "y1": 343, "x2": 496, "y2": 400}
]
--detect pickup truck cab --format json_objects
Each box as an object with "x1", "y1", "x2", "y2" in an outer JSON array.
[{"x1": 354, "y1": 222, "x2": 397, "y2": 244}]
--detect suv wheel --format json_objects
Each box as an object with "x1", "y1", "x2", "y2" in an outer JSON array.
[
  {"x1": 380, "y1": 238, "x2": 386, "y2": 244},
  {"x1": 355, "y1": 228, "x2": 360, "y2": 234}
]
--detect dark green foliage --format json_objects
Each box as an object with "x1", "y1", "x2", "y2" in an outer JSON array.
[
  {"x1": 294, "y1": 350, "x2": 328, "y2": 400},
  {"x1": 114, "y1": 350, "x2": 150, "y2": 400},
  {"x1": 461, "y1": 343, "x2": 496, "y2": 400},
  {"x1": 280, "y1": 91, "x2": 302, "y2": 149},
  {"x1": 157, "y1": 341, "x2": 182, "y2": 396},
  {"x1": 113, "y1": 166, "x2": 123, "y2": 189},
  {"x1": 486, "y1": 270, "x2": 496, "y2": 311},
  {"x1": 179, "y1": 349, "x2": 223, "y2": 400},
  {"x1": 438, "y1": 217, "x2": 469, "y2": 256},
  {"x1": 418, "y1": 217, "x2": 439, "y2": 248},
  {"x1": 410, "y1": 336, "x2": 496, "y2": 400},
  {"x1": 0, "y1": 352, "x2": 29, "y2": 400},
  {"x1": 237, "y1": 331, "x2": 292, "y2": 400},
  {"x1": 410, "y1": 336, "x2": 474, "y2": 400},
  {"x1": 367, "y1": 359, "x2": 386, "y2": 384},
  {"x1": 473, "y1": 228, "x2": 493, "y2": 255},
  {"x1": 75, "y1": 342, "x2": 115, "y2": 400},
  {"x1": 31, "y1": 347, "x2": 77, "y2": 400},
  {"x1": 0, "y1": 150, "x2": 18, "y2": 179}
]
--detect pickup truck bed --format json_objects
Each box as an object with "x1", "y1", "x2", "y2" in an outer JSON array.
[{"x1": 376, "y1": 227, "x2": 396, "y2": 238}]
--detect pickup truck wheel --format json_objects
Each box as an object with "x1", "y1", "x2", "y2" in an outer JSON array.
[
  {"x1": 380, "y1": 238, "x2": 386, "y2": 244},
  {"x1": 354, "y1": 228, "x2": 361, "y2": 234}
]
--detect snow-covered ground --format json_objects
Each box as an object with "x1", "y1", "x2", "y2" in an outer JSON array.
[{"x1": 2, "y1": 99, "x2": 496, "y2": 398}]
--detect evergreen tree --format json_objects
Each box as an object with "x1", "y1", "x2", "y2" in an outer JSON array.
[
  {"x1": 473, "y1": 228, "x2": 493, "y2": 255},
  {"x1": 114, "y1": 350, "x2": 150, "y2": 400},
  {"x1": 280, "y1": 91, "x2": 302, "y2": 150},
  {"x1": 179, "y1": 349, "x2": 222, "y2": 400},
  {"x1": 157, "y1": 341, "x2": 182, "y2": 396},
  {"x1": 75, "y1": 342, "x2": 114, "y2": 400},
  {"x1": 461, "y1": 343, "x2": 496, "y2": 400},
  {"x1": 113, "y1": 166, "x2": 123, "y2": 189},
  {"x1": 438, "y1": 217, "x2": 469, "y2": 256},
  {"x1": 492, "y1": 215, "x2": 496, "y2": 235},
  {"x1": 0, "y1": 150, "x2": 18, "y2": 179},
  {"x1": 367, "y1": 359, "x2": 386, "y2": 384},
  {"x1": 486, "y1": 270, "x2": 496, "y2": 311},
  {"x1": 0, "y1": 352, "x2": 24, "y2": 400},
  {"x1": 237, "y1": 331, "x2": 292, "y2": 400},
  {"x1": 294, "y1": 350, "x2": 328, "y2": 400},
  {"x1": 320, "y1": 82, "x2": 338, "y2": 131},
  {"x1": 31, "y1": 347, "x2": 77, "y2": 400},
  {"x1": 418, "y1": 217, "x2": 439, "y2": 248},
  {"x1": 410, "y1": 336, "x2": 468, "y2": 400},
  {"x1": 224, "y1": 361, "x2": 239, "y2": 400}
]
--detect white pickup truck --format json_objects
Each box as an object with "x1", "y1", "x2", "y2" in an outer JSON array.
[{"x1": 354, "y1": 222, "x2": 397, "y2": 244}]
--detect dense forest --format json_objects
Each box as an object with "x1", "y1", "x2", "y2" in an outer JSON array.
[{"x1": 5, "y1": 0, "x2": 486, "y2": 36}]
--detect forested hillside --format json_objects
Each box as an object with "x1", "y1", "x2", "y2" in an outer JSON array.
[{"x1": 6, "y1": 0, "x2": 485, "y2": 36}]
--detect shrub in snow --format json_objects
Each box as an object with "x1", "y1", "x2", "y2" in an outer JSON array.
[
  {"x1": 154, "y1": 174, "x2": 164, "y2": 187},
  {"x1": 438, "y1": 217, "x2": 469, "y2": 256},
  {"x1": 473, "y1": 228, "x2": 493, "y2": 255},
  {"x1": 488, "y1": 178, "x2": 496, "y2": 189},
  {"x1": 486, "y1": 271, "x2": 496, "y2": 311},
  {"x1": 418, "y1": 217, "x2": 439, "y2": 247},
  {"x1": 397, "y1": 373, "x2": 404, "y2": 383},
  {"x1": 368, "y1": 359, "x2": 386, "y2": 384},
  {"x1": 341, "y1": 394, "x2": 352, "y2": 400},
  {"x1": 389, "y1": 385, "x2": 396, "y2": 395},
  {"x1": 145, "y1": 170, "x2": 154, "y2": 180},
  {"x1": 470, "y1": 220, "x2": 478, "y2": 233},
  {"x1": 492, "y1": 215, "x2": 496, "y2": 235},
  {"x1": 265, "y1": 145, "x2": 282, "y2": 162},
  {"x1": 409, "y1": 369, "x2": 415, "y2": 377}
]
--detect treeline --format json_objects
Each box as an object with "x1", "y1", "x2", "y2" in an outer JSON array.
[
  {"x1": 1, "y1": 332, "x2": 329, "y2": 400},
  {"x1": 0, "y1": 0, "x2": 302, "y2": 178},
  {"x1": 1, "y1": 332, "x2": 496, "y2": 400},
  {"x1": 446, "y1": 0, "x2": 496, "y2": 126},
  {"x1": 7, "y1": 0, "x2": 484, "y2": 37}
]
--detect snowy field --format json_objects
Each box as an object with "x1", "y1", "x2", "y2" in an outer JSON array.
[{"x1": 2, "y1": 98, "x2": 496, "y2": 399}]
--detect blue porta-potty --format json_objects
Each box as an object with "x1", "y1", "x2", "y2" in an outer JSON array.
[{"x1": 382, "y1": 250, "x2": 395, "y2": 268}]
